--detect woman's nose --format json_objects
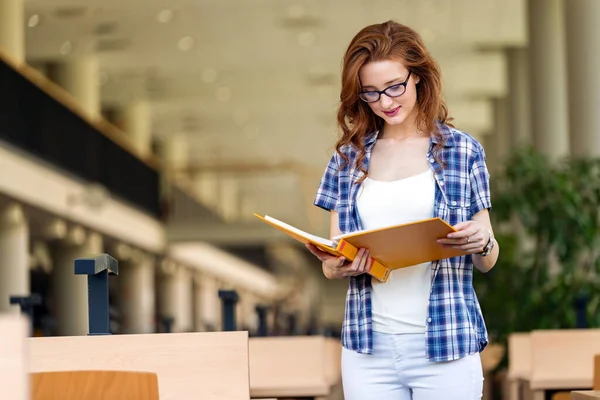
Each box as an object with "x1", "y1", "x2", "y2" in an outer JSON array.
[{"x1": 379, "y1": 94, "x2": 393, "y2": 108}]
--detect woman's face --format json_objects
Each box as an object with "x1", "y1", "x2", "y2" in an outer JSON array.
[{"x1": 358, "y1": 59, "x2": 419, "y2": 127}]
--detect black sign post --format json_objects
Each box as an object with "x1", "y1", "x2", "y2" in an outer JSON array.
[
  {"x1": 74, "y1": 253, "x2": 118, "y2": 335},
  {"x1": 255, "y1": 304, "x2": 269, "y2": 337},
  {"x1": 9, "y1": 293, "x2": 42, "y2": 336},
  {"x1": 218, "y1": 289, "x2": 239, "y2": 331}
]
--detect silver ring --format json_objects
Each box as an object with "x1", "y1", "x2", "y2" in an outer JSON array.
[{"x1": 466, "y1": 236, "x2": 471, "y2": 244}]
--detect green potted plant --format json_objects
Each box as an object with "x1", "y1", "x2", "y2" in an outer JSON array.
[{"x1": 474, "y1": 146, "x2": 600, "y2": 371}]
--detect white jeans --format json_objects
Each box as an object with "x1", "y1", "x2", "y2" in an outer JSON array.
[{"x1": 341, "y1": 331, "x2": 484, "y2": 400}]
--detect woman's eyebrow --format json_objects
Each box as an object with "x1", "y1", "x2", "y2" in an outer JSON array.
[{"x1": 361, "y1": 76, "x2": 404, "y2": 90}]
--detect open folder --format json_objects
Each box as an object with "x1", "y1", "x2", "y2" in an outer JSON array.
[{"x1": 254, "y1": 213, "x2": 469, "y2": 283}]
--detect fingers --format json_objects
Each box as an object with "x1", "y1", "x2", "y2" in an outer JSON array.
[
  {"x1": 340, "y1": 248, "x2": 370, "y2": 277},
  {"x1": 447, "y1": 222, "x2": 478, "y2": 239},
  {"x1": 441, "y1": 220, "x2": 488, "y2": 254},
  {"x1": 306, "y1": 243, "x2": 371, "y2": 279},
  {"x1": 305, "y1": 243, "x2": 336, "y2": 262},
  {"x1": 438, "y1": 232, "x2": 485, "y2": 253}
]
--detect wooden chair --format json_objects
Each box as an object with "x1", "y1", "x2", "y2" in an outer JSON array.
[
  {"x1": 480, "y1": 342, "x2": 505, "y2": 400},
  {"x1": 31, "y1": 370, "x2": 159, "y2": 400},
  {"x1": 506, "y1": 332, "x2": 532, "y2": 400},
  {"x1": 571, "y1": 391, "x2": 600, "y2": 400},
  {"x1": 0, "y1": 314, "x2": 29, "y2": 400},
  {"x1": 29, "y1": 331, "x2": 250, "y2": 400},
  {"x1": 529, "y1": 329, "x2": 600, "y2": 400},
  {"x1": 552, "y1": 392, "x2": 572, "y2": 400}
]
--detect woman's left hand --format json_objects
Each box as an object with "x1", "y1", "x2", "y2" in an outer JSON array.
[{"x1": 437, "y1": 220, "x2": 489, "y2": 255}]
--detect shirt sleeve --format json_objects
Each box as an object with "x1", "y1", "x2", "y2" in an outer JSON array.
[
  {"x1": 313, "y1": 152, "x2": 341, "y2": 212},
  {"x1": 470, "y1": 145, "x2": 492, "y2": 216}
]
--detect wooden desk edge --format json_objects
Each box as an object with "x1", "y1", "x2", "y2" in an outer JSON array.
[
  {"x1": 571, "y1": 391, "x2": 600, "y2": 400},
  {"x1": 250, "y1": 383, "x2": 329, "y2": 398},
  {"x1": 529, "y1": 377, "x2": 591, "y2": 391}
]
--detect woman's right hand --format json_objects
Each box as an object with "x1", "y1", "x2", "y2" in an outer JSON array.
[{"x1": 305, "y1": 243, "x2": 371, "y2": 279}]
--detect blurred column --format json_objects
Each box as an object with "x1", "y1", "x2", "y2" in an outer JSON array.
[
  {"x1": 118, "y1": 252, "x2": 156, "y2": 334},
  {"x1": 219, "y1": 176, "x2": 240, "y2": 221},
  {"x1": 528, "y1": 0, "x2": 570, "y2": 160},
  {"x1": 237, "y1": 290, "x2": 258, "y2": 333},
  {"x1": 47, "y1": 57, "x2": 101, "y2": 119},
  {"x1": 0, "y1": 203, "x2": 29, "y2": 312},
  {"x1": 121, "y1": 100, "x2": 153, "y2": 159},
  {"x1": 506, "y1": 48, "x2": 532, "y2": 147},
  {"x1": 192, "y1": 273, "x2": 203, "y2": 331},
  {"x1": 195, "y1": 171, "x2": 220, "y2": 210},
  {"x1": 485, "y1": 98, "x2": 511, "y2": 173},
  {"x1": 158, "y1": 263, "x2": 193, "y2": 332},
  {"x1": 195, "y1": 274, "x2": 220, "y2": 331},
  {"x1": 0, "y1": 0, "x2": 24, "y2": 63},
  {"x1": 51, "y1": 229, "x2": 103, "y2": 336},
  {"x1": 160, "y1": 134, "x2": 189, "y2": 181},
  {"x1": 565, "y1": 0, "x2": 600, "y2": 157}
]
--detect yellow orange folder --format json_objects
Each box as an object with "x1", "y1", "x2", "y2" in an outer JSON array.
[{"x1": 254, "y1": 213, "x2": 469, "y2": 283}]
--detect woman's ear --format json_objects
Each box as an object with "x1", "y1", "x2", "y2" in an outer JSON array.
[{"x1": 414, "y1": 75, "x2": 421, "y2": 85}]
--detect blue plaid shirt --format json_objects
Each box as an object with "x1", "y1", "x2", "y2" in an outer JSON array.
[{"x1": 313, "y1": 123, "x2": 491, "y2": 362}]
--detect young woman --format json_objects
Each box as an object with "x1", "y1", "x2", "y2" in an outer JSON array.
[{"x1": 306, "y1": 21, "x2": 499, "y2": 399}]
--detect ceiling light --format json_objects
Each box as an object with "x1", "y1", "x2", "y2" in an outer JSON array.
[
  {"x1": 216, "y1": 86, "x2": 231, "y2": 102},
  {"x1": 59, "y1": 41, "x2": 72, "y2": 55},
  {"x1": 298, "y1": 31, "x2": 316, "y2": 47},
  {"x1": 157, "y1": 9, "x2": 173, "y2": 23},
  {"x1": 28, "y1": 14, "x2": 40, "y2": 28},
  {"x1": 177, "y1": 36, "x2": 194, "y2": 51},
  {"x1": 201, "y1": 68, "x2": 218, "y2": 83}
]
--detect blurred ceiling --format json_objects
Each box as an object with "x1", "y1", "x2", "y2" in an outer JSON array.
[{"x1": 22, "y1": 0, "x2": 527, "y2": 237}]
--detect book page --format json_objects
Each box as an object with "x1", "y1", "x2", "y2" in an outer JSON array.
[
  {"x1": 331, "y1": 217, "x2": 453, "y2": 240},
  {"x1": 264, "y1": 215, "x2": 335, "y2": 248}
]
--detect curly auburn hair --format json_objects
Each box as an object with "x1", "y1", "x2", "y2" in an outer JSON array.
[{"x1": 335, "y1": 20, "x2": 453, "y2": 178}]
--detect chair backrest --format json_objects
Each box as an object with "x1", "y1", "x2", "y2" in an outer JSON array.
[
  {"x1": 31, "y1": 370, "x2": 159, "y2": 400},
  {"x1": 0, "y1": 314, "x2": 29, "y2": 400},
  {"x1": 249, "y1": 336, "x2": 333, "y2": 398},
  {"x1": 530, "y1": 329, "x2": 600, "y2": 390},
  {"x1": 571, "y1": 391, "x2": 600, "y2": 400},
  {"x1": 29, "y1": 331, "x2": 250, "y2": 400},
  {"x1": 550, "y1": 392, "x2": 571, "y2": 400},
  {"x1": 507, "y1": 332, "x2": 531, "y2": 381},
  {"x1": 480, "y1": 343, "x2": 505, "y2": 373}
]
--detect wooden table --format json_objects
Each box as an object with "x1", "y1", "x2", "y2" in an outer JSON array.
[{"x1": 29, "y1": 331, "x2": 251, "y2": 400}]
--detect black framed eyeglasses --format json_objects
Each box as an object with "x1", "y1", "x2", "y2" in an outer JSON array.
[{"x1": 359, "y1": 71, "x2": 412, "y2": 103}]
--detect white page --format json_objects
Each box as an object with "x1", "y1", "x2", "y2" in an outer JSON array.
[
  {"x1": 332, "y1": 226, "x2": 375, "y2": 240},
  {"x1": 264, "y1": 215, "x2": 335, "y2": 248}
]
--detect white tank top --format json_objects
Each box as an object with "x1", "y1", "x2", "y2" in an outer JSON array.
[{"x1": 356, "y1": 168, "x2": 436, "y2": 334}]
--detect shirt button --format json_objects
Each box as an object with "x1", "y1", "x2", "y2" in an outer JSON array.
[
  {"x1": 451, "y1": 201, "x2": 457, "y2": 206},
  {"x1": 429, "y1": 158, "x2": 434, "y2": 163},
  {"x1": 427, "y1": 318, "x2": 432, "y2": 323},
  {"x1": 439, "y1": 181, "x2": 444, "y2": 186}
]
